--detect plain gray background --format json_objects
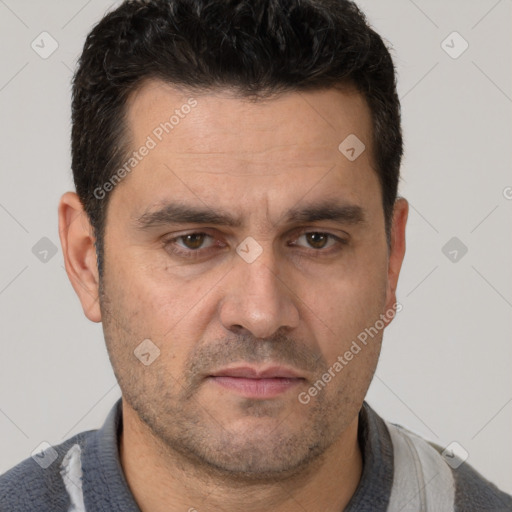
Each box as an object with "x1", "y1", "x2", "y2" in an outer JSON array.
[{"x1": 0, "y1": 0, "x2": 511, "y2": 495}]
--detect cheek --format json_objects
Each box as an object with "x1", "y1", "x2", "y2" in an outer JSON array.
[
  {"x1": 107, "y1": 256, "x2": 216, "y2": 360},
  {"x1": 311, "y1": 256, "x2": 388, "y2": 364}
]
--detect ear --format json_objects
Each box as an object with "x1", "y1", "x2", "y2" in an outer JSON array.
[
  {"x1": 58, "y1": 192, "x2": 102, "y2": 322},
  {"x1": 383, "y1": 197, "x2": 408, "y2": 323}
]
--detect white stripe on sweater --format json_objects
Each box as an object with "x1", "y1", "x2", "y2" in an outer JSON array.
[
  {"x1": 60, "y1": 444, "x2": 87, "y2": 512},
  {"x1": 386, "y1": 421, "x2": 456, "y2": 511}
]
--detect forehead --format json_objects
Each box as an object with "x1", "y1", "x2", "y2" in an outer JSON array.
[
  {"x1": 115, "y1": 79, "x2": 379, "y2": 223},
  {"x1": 124, "y1": 79, "x2": 372, "y2": 161}
]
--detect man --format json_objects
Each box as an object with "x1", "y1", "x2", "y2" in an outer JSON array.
[{"x1": 1, "y1": 0, "x2": 510, "y2": 510}]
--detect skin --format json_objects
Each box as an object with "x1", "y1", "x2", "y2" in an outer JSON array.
[{"x1": 59, "y1": 80, "x2": 408, "y2": 512}]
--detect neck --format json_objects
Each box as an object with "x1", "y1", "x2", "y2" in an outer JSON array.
[{"x1": 119, "y1": 399, "x2": 363, "y2": 512}]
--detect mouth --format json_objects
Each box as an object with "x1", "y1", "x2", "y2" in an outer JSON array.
[{"x1": 207, "y1": 365, "x2": 306, "y2": 399}]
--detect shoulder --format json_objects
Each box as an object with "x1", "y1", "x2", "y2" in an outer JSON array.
[
  {"x1": 426, "y1": 436, "x2": 512, "y2": 512},
  {"x1": 0, "y1": 431, "x2": 94, "y2": 512},
  {"x1": 386, "y1": 420, "x2": 512, "y2": 512},
  {"x1": 449, "y1": 453, "x2": 512, "y2": 512}
]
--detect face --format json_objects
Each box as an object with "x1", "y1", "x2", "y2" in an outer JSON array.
[{"x1": 90, "y1": 80, "x2": 405, "y2": 479}]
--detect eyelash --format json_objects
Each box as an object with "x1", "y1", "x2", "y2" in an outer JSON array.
[{"x1": 163, "y1": 230, "x2": 348, "y2": 260}]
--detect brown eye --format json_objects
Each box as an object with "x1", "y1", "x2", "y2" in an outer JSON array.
[
  {"x1": 164, "y1": 232, "x2": 218, "y2": 259},
  {"x1": 180, "y1": 233, "x2": 207, "y2": 249},
  {"x1": 304, "y1": 232, "x2": 330, "y2": 249},
  {"x1": 295, "y1": 232, "x2": 339, "y2": 250}
]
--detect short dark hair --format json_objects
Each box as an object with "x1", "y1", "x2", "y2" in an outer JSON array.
[{"x1": 71, "y1": 0, "x2": 402, "y2": 275}]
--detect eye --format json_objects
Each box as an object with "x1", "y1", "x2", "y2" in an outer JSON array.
[
  {"x1": 164, "y1": 232, "x2": 218, "y2": 259},
  {"x1": 293, "y1": 231, "x2": 342, "y2": 250}
]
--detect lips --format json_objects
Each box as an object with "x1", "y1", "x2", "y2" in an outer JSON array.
[
  {"x1": 208, "y1": 366, "x2": 305, "y2": 398},
  {"x1": 209, "y1": 365, "x2": 303, "y2": 379}
]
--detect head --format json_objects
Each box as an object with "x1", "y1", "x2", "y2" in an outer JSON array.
[{"x1": 59, "y1": 0, "x2": 408, "y2": 481}]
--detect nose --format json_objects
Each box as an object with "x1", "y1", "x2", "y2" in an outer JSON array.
[{"x1": 219, "y1": 246, "x2": 300, "y2": 339}]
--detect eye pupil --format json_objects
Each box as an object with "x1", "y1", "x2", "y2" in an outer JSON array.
[
  {"x1": 306, "y1": 233, "x2": 328, "y2": 249},
  {"x1": 183, "y1": 233, "x2": 205, "y2": 249}
]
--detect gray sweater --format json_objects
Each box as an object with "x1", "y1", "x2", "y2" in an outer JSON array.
[{"x1": 1, "y1": 399, "x2": 511, "y2": 511}]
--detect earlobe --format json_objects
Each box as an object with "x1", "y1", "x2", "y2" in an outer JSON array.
[
  {"x1": 58, "y1": 192, "x2": 102, "y2": 323},
  {"x1": 384, "y1": 197, "x2": 409, "y2": 321}
]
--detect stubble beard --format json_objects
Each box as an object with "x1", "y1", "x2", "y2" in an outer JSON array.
[{"x1": 98, "y1": 274, "x2": 367, "y2": 484}]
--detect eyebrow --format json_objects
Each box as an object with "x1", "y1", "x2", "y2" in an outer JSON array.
[{"x1": 135, "y1": 199, "x2": 366, "y2": 230}]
